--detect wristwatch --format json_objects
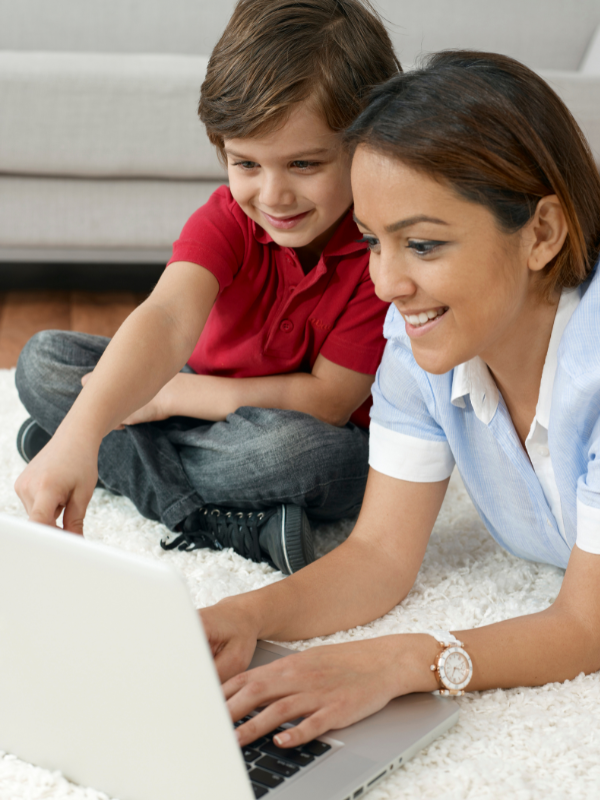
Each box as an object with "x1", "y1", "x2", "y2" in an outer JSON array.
[{"x1": 426, "y1": 630, "x2": 473, "y2": 696}]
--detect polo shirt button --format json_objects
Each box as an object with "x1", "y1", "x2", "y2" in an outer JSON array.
[
  {"x1": 280, "y1": 319, "x2": 294, "y2": 332},
  {"x1": 537, "y1": 445, "x2": 550, "y2": 457}
]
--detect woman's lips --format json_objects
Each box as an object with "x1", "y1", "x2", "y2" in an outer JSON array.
[
  {"x1": 261, "y1": 210, "x2": 312, "y2": 230},
  {"x1": 404, "y1": 308, "x2": 448, "y2": 338}
]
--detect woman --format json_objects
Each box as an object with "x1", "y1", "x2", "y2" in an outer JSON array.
[{"x1": 201, "y1": 50, "x2": 600, "y2": 749}]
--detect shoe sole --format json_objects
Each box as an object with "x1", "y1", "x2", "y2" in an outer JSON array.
[
  {"x1": 281, "y1": 505, "x2": 314, "y2": 574},
  {"x1": 16, "y1": 418, "x2": 51, "y2": 463}
]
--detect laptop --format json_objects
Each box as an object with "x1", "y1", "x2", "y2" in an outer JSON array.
[{"x1": 0, "y1": 512, "x2": 459, "y2": 800}]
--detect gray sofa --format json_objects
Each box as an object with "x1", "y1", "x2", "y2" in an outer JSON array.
[{"x1": 1, "y1": 0, "x2": 600, "y2": 265}]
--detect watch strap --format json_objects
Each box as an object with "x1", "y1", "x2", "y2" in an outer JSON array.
[{"x1": 423, "y1": 629, "x2": 463, "y2": 647}]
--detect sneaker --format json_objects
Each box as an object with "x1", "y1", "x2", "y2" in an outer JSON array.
[
  {"x1": 161, "y1": 504, "x2": 315, "y2": 575},
  {"x1": 16, "y1": 418, "x2": 52, "y2": 463}
]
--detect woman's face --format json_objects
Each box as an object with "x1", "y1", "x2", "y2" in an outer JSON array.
[{"x1": 351, "y1": 146, "x2": 543, "y2": 375}]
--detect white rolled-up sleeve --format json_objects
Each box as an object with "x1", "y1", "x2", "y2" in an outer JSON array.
[
  {"x1": 369, "y1": 317, "x2": 455, "y2": 483},
  {"x1": 576, "y1": 498, "x2": 600, "y2": 554},
  {"x1": 369, "y1": 422, "x2": 455, "y2": 482}
]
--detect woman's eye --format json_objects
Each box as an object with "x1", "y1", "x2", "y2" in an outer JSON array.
[
  {"x1": 407, "y1": 239, "x2": 447, "y2": 255},
  {"x1": 357, "y1": 235, "x2": 380, "y2": 252}
]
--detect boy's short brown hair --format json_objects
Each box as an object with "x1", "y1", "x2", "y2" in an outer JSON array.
[{"x1": 199, "y1": 0, "x2": 400, "y2": 160}]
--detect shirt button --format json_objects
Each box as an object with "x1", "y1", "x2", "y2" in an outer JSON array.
[
  {"x1": 280, "y1": 319, "x2": 294, "y2": 332},
  {"x1": 537, "y1": 445, "x2": 550, "y2": 457}
]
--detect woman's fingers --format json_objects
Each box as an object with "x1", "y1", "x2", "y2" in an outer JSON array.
[
  {"x1": 273, "y1": 708, "x2": 333, "y2": 748},
  {"x1": 234, "y1": 694, "x2": 325, "y2": 748}
]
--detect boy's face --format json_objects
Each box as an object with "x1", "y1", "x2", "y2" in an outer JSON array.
[{"x1": 224, "y1": 100, "x2": 353, "y2": 258}]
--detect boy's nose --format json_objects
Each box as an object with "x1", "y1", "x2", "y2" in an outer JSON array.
[{"x1": 258, "y1": 173, "x2": 295, "y2": 209}]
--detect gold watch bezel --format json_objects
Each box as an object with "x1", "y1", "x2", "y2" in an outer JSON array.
[{"x1": 431, "y1": 643, "x2": 473, "y2": 695}]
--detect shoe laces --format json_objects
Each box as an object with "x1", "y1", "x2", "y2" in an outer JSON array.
[{"x1": 160, "y1": 506, "x2": 272, "y2": 562}]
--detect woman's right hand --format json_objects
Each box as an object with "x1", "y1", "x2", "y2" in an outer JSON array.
[
  {"x1": 199, "y1": 597, "x2": 263, "y2": 683},
  {"x1": 14, "y1": 433, "x2": 99, "y2": 535}
]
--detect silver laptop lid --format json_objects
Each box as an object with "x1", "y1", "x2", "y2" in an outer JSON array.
[{"x1": 0, "y1": 513, "x2": 253, "y2": 800}]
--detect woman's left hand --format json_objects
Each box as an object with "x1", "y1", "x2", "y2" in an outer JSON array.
[{"x1": 226, "y1": 635, "x2": 438, "y2": 749}]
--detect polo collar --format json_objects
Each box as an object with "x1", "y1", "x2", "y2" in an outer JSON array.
[
  {"x1": 251, "y1": 207, "x2": 365, "y2": 257},
  {"x1": 450, "y1": 287, "x2": 581, "y2": 426}
]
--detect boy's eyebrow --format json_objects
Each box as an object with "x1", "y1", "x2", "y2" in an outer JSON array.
[
  {"x1": 224, "y1": 147, "x2": 332, "y2": 160},
  {"x1": 353, "y1": 213, "x2": 448, "y2": 233}
]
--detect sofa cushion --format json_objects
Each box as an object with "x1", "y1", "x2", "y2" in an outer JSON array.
[
  {"x1": 0, "y1": 176, "x2": 224, "y2": 251},
  {"x1": 0, "y1": 52, "x2": 226, "y2": 180}
]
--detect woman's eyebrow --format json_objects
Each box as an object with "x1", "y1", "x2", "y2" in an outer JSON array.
[
  {"x1": 385, "y1": 215, "x2": 448, "y2": 233},
  {"x1": 353, "y1": 213, "x2": 448, "y2": 232}
]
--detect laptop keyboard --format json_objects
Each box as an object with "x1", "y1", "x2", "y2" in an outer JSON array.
[{"x1": 234, "y1": 715, "x2": 331, "y2": 798}]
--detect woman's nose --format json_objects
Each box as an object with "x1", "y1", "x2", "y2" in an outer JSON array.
[{"x1": 370, "y1": 253, "x2": 415, "y2": 304}]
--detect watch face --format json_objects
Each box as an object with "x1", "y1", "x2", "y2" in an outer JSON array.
[{"x1": 439, "y1": 647, "x2": 472, "y2": 690}]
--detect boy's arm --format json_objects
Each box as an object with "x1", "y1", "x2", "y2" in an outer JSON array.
[
  {"x1": 15, "y1": 262, "x2": 219, "y2": 531},
  {"x1": 126, "y1": 355, "x2": 374, "y2": 428}
]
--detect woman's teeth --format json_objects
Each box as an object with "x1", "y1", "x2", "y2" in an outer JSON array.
[{"x1": 405, "y1": 308, "x2": 446, "y2": 327}]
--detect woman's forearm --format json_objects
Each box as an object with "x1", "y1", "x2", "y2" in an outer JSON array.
[
  {"x1": 241, "y1": 535, "x2": 410, "y2": 641},
  {"x1": 219, "y1": 476, "x2": 448, "y2": 643}
]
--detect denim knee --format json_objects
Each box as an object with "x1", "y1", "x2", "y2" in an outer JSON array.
[{"x1": 15, "y1": 330, "x2": 62, "y2": 406}]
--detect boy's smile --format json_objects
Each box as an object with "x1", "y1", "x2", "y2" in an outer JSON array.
[{"x1": 224, "y1": 100, "x2": 353, "y2": 266}]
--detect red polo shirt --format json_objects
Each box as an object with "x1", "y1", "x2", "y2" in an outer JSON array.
[{"x1": 168, "y1": 186, "x2": 387, "y2": 428}]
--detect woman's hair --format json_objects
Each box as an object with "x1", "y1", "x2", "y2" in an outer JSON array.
[
  {"x1": 345, "y1": 51, "x2": 600, "y2": 298},
  {"x1": 199, "y1": 0, "x2": 401, "y2": 162}
]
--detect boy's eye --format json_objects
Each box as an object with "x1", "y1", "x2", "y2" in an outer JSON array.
[
  {"x1": 232, "y1": 160, "x2": 259, "y2": 170},
  {"x1": 291, "y1": 160, "x2": 320, "y2": 170},
  {"x1": 407, "y1": 239, "x2": 447, "y2": 255},
  {"x1": 357, "y1": 235, "x2": 380, "y2": 252}
]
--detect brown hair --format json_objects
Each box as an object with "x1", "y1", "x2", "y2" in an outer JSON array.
[
  {"x1": 199, "y1": 0, "x2": 401, "y2": 162},
  {"x1": 345, "y1": 50, "x2": 600, "y2": 298}
]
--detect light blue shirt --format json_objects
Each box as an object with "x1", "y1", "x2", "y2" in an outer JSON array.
[{"x1": 369, "y1": 267, "x2": 600, "y2": 569}]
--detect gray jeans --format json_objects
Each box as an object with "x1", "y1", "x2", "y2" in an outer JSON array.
[{"x1": 15, "y1": 331, "x2": 370, "y2": 531}]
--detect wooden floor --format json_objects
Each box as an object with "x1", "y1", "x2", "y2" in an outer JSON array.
[{"x1": 0, "y1": 291, "x2": 147, "y2": 369}]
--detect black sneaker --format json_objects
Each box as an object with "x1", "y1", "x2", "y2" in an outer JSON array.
[
  {"x1": 161, "y1": 504, "x2": 315, "y2": 575},
  {"x1": 16, "y1": 418, "x2": 52, "y2": 463}
]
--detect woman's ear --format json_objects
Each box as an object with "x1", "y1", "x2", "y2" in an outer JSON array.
[{"x1": 526, "y1": 195, "x2": 568, "y2": 274}]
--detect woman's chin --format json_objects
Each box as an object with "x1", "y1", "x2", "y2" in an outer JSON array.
[{"x1": 411, "y1": 347, "x2": 460, "y2": 376}]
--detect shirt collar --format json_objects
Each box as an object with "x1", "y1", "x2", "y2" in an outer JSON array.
[
  {"x1": 535, "y1": 286, "x2": 580, "y2": 429},
  {"x1": 251, "y1": 207, "x2": 366, "y2": 258},
  {"x1": 450, "y1": 287, "x2": 581, "y2": 426}
]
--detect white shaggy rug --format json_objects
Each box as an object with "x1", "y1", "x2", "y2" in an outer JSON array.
[{"x1": 0, "y1": 368, "x2": 599, "y2": 800}]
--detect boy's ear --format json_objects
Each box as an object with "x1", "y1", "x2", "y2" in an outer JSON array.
[{"x1": 526, "y1": 195, "x2": 568, "y2": 274}]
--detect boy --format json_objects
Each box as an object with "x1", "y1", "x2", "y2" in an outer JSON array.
[{"x1": 14, "y1": 0, "x2": 400, "y2": 574}]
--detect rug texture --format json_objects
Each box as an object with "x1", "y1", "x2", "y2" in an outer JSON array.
[{"x1": 0, "y1": 368, "x2": 598, "y2": 799}]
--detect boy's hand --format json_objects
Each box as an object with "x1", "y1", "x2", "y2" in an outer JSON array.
[
  {"x1": 14, "y1": 435, "x2": 98, "y2": 534},
  {"x1": 199, "y1": 598, "x2": 263, "y2": 683}
]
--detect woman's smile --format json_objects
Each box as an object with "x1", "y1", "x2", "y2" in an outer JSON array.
[{"x1": 400, "y1": 306, "x2": 449, "y2": 336}]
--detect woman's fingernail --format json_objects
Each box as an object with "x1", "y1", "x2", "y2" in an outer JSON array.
[
  {"x1": 235, "y1": 729, "x2": 243, "y2": 743},
  {"x1": 274, "y1": 732, "x2": 291, "y2": 746}
]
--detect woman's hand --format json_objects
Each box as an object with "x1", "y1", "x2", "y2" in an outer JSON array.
[
  {"x1": 199, "y1": 597, "x2": 264, "y2": 683},
  {"x1": 226, "y1": 635, "x2": 439, "y2": 748},
  {"x1": 14, "y1": 433, "x2": 99, "y2": 534}
]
